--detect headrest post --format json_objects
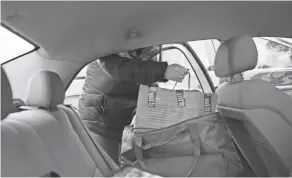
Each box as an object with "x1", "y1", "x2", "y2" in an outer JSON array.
[{"x1": 227, "y1": 73, "x2": 244, "y2": 83}]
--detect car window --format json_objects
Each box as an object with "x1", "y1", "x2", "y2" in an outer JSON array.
[
  {"x1": 65, "y1": 66, "x2": 87, "y2": 108},
  {"x1": 189, "y1": 37, "x2": 292, "y2": 97},
  {"x1": 188, "y1": 39, "x2": 221, "y2": 86},
  {"x1": 65, "y1": 44, "x2": 207, "y2": 107},
  {"x1": 245, "y1": 38, "x2": 292, "y2": 87},
  {"x1": 253, "y1": 37, "x2": 292, "y2": 69},
  {"x1": 157, "y1": 46, "x2": 202, "y2": 91},
  {"x1": 0, "y1": 25, "x2": 36, "y2": 64}
]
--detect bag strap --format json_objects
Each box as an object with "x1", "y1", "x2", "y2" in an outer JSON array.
[
  {"x1": 148, "y1": 85, "x2": 188, "y2": 109},
  {"x1": 225, "y1": 118, "x2": 268, "y2": 177},
  {"x1": 64, "y1": 105, "x2": 120, "y2": 175},
  {"x1": 133, "y1": 123, "x2": 200, "y2": 177},
  {"x1": 173, "y1": 72, "x2": 191, "y2": 90}
]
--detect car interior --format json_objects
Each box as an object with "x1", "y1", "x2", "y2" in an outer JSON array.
[
  {"x1": 1, "y1": 1, "x2": 292, "y2": 177},
  {"x1": 215, "y1": 36, "x2": 292, "y2": 176},
  {"x1": 1, "y1": 67, "x2": 119, "y2": 177}
]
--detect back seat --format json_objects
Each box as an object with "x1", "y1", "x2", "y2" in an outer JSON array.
[{"x1": 1, "y1": 69, "x2": 118, "y2": 177}]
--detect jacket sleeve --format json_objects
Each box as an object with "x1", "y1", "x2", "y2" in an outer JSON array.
[{"x1": 99, "y1": 54, "x2": 168, "y2": 85}]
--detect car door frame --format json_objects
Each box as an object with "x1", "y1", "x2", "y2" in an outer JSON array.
[
  {"x1": 160, "y1": 43, "x2": 215, "y2": 93},
  {"x1": 64, "y1": 43, "x2": 217, "y2": 107},
  {"x1": 182, "y1": 42, "x2": 216, "y2": 92}
]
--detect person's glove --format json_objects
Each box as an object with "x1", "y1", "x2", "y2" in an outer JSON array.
[{"x1": 164, "y1": 64, "x2": 189, "y2": 82}]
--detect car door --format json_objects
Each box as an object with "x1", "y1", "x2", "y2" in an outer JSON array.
[
  {"x1": 64, "y1": 43, "x2": 215, "y2": 108},
  {"x1": 156, "y1": 43, "x2": 214, "y2": 93}
]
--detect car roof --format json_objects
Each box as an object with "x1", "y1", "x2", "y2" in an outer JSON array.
[{"x1": 2, "y1": 1, "x2": 292, "y2": 64}]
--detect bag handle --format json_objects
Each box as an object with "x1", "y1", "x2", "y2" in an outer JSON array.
[
  {"x1": 172, "y1": 72, "x2": 191, "y2": 90},
  {"x1": 133, "y1": 123, "x2": 200, "y2": 177},
  {"x1": 147, "y1": 86, "x2": 187, "y2": 108},
  {"x1": 148, "y1": 72, "x2": 191, "y2": 108},
  {"x1": 153, "y1": 45, "x2": 204, "y2": 92}
]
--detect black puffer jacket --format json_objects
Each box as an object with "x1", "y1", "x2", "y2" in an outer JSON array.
[{"x1": 78, "y1": 54, "x2": 168, "y2": 141}]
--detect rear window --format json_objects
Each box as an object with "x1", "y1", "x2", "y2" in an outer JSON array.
[{"x1": 0, "y1": 25, "x2": 36, "y2": 64}]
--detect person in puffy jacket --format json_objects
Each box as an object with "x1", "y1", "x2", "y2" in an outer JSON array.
[{"x1": 78, "y1": 46, "x2": 189, "y2": 163}]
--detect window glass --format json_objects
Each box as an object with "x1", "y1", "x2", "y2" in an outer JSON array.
[
  {"x1": 246, "y1": 38, "x2": 292, "y2": 88},
  {"x1": 254, "y1": 37, "x2": 292, "y2": 69},
  {"x1": 189, "y1": 37, "x2": 292, "y2": 97},
  {"x1": 0, "y1": 26, "x2": 35, "y2": 64},
  {"x1": 65, "y1": 65, "x2": 88, "y2": 108},
  {"x1": 188, "y1": 39, "x2": 220, "y2": 70},
  {"x1": 188, "y1": 39, "x2": 221, "y2": 86}
]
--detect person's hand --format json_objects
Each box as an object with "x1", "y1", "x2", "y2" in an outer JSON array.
[{"x1": 164, "y1": 64, "x2": 189, "y2": 82}]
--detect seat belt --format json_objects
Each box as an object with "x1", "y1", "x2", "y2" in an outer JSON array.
[
  {"x1": 64, "y1": 105, "x2": 120, "y2": 174},
  {"x1": 225, "y1": 118, "x2": 268, "y2": 177}
]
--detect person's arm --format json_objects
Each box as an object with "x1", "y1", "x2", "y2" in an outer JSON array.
[{"x1": 99, "y1": 54, "x2": 168, "y2": 85}]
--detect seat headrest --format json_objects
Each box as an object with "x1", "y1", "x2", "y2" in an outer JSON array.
[
  {"x1": 1, "y1": 67, "x2": 14, "y2": 119},
  {"x1": 24, "y1": 70, "x2": 65, "y2": 109},
  {"x1": 214, "y1": 36, "x2": 258, "y2": 77}
]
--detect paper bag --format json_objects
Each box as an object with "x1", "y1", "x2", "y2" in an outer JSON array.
[{"x1": 135, "y1": 85, "x2": 217, "y2": 129}]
